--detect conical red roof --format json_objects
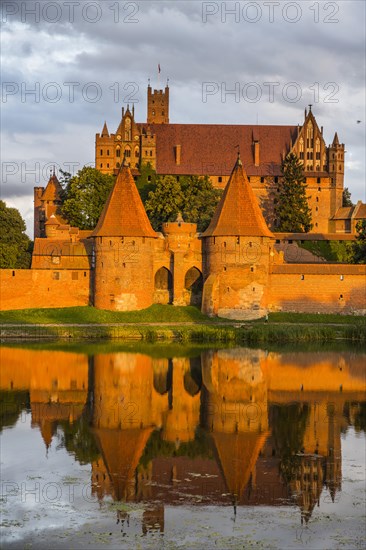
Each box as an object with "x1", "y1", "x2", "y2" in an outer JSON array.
[
  {"x1": 91, "y1": 162, "x2": 158, "y2": 238},
  {"x1": 202, "y1": 156, "x2": 274, "y2": 238},
  {"x1": 41, "y1": 174, "x2": 63, "y2": 201}
]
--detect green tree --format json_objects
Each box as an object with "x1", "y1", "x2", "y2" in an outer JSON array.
[
  {"x1": 274, "y1": 153, "x2": 313, "y2": 233},
  {"x1": 145, "y1": 175, "x2": 184, "y2": 230},
  {"x1": 352, "y1": 220, "x2": 366, "y2": 263},
  {"x1": 180, "y1": 176, "x2": 221, "y2": 232},
  {"x1": 0, "y1": 200, "x2": 32, "y2": 268},
  {"x1": 136, "y1": 162, "x2": 157, "y2": 202},
  {"x1": 144, "y1": 175, "x2": 221, "y2": 232},
  {"x1": 61, "y1": 167, "x2": 115, "y2": 230},
  {"x1": 342, "y1": 187, "x2": 354, "y2": 207}
]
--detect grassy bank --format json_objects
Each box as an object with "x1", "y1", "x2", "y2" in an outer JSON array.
[
  {"x1": 0, "y1": 305, "x2": 365, "y2": 343},
  {"x1": 0, "y1": 305, "x2": 365, "y2": 326}
]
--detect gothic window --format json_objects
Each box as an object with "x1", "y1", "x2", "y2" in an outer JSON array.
[
  {"x1": 135, "y1": 147, "x2": 140, "y2": 158},
  {"x1": 116, "y1": 147, "x2": 121, "y2": 158},
  {"x1": 125, "y1": 148, "x2": 131, "y2": 158},
  {"x1": 124, "y1": 118, "x2": 131, "y2": 141},
  {"x1": 315, "y1": 138, "x2": 321, "y2": 159},
  {"x1": 299, "y1": 138, "x2": 304, "y2": 160},
  {"x1": 306, "y1": 122, "x2": 314, "y2": 148}
]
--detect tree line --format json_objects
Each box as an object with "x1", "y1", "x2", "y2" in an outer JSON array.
[{"x1": 1, "y1": 155, "x2": 365, "y2": 268}]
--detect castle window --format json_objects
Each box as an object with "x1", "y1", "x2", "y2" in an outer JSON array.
[
  {"x1": 107, "y1": 150, "x2": 110, "y2": 156},
  {"x1": 316, "y1": 206, "x2": 318, "y2": 212},
  {"x1": 260, "y1": 177, "x2": 264, "y2": 183},
  {"x1": 84, "y1": 272, "x2": 87, "y2": 277},
  {"x1": 250, "y1": 266, "x2": 254, "y2": 272},
  {"x1": 223, "y1": 242, "x2": 226, "y2": 248},
  {"x1": 12, "y1": 271, "x2": 15, "y2": 277},
  {"x1": 145, "y1": 150, "x2": 148, "y2": 156},
  {"x1": 339, "y1": 294, "x2": 343, "y2": 299},
  {"x1": 100, "y1": 163, "x2": 103, "y2": 168},
  {"x1": 148, "y1": 175, "x2": 151, "y2": 182},
  {"x1": 150, "y1": 151, "x2": 153, "y2": 156},
  {"x1": 223, "y1": 266, "x2": 227, "y2": 271},
  {"x1": 53, "y1": 272, "x2": 60, "y2": 280},
  {"x1": 340, "y1": 275, "x2": 344, "y2": 281},
  {"x1": 125, "y1": 148, "x2": 131, "y2": 158},
  {"x1": 315, "y1": 222, "x2": 318, "y2": 227},
  {"x1": 274, "y1": 177, "x2": 278, "y2": 184},
  {"x1": 301, "y1": 275, "x2": 304, "y2": 280},
  {"x1": 107, "y1": 163, "x2": 109, "y2": 168},
  {"x1": 236, "y1": 237, "x2": 240, "y2": 244},
  {"x1": 318, "y1": 187, "x2": 321, "y2": 191},
  {"x1": 316, "y1": 197, "x2": 319, "y2": 202},
  {"x1": 72, "y1": 272, "x2": 79, "y2": 281},
  {"x1": 317, "y1": 177, "x2": 321, "y2": 184},
  {"x1": 218, "y1": 176, "x2": 222, "y2": 183},
  {"x1": 300, "y1": 152, "x2": 304, "y2": 160},
  {"x1": 135, "y1": 147, "x2": 140, "y2": 158},
  {"x1": 100, "y1": 149, "x2": 103, "y2": 156},
  {"x1": 116, "y1": 148, "x2": 121, "y2": 158}
]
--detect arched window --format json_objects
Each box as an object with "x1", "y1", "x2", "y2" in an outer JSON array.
[
  {"x1": 135, "y1": 147, "x2": 140, "y2": 158},
  {"x1": 125, "y1": 147, "x2": 131, "y2": 158},
  {"x1": 299, "y1": 138, "x2": 304, "y2": 160},
  {"x1": 307, "y1": 122, "x2": 314, "y2": 148},
  {"x1": 124, "y1": 117, "x2": 131, "y2": 141},
  {"x1": 116, "y1": 147, "x2": 121, "y2": 158},
  {"x1": 315, "y1": 137, "x2": 321, "y2": 160}
]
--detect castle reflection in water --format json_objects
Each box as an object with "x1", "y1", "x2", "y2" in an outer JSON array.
[{"x1": 1, "y1": 346, "x2": 365, "y2": 530}]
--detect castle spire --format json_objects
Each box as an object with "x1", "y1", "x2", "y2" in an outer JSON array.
[
  {"x1": 91, "y1": 162, "x2": 158, "y2": 238},
  {"x1": 101, "y1": 121, "x2": 109, "y2": 137},
  {"x1": 41, "y1": 170, "x2": 63, "y2": 202},
  {"x1": 332, "y1": 132, "x2": 340, "y2": 146},
  {"x1": 201, "y1": 157, "x2": 274, "y2": 238}
]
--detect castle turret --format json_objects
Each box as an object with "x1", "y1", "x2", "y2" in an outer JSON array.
[
  {"x1": 201, "y1": 155, "x2": 275, "y2": 319},
  {"x1": 34, "y1": 171, "x2": 64, "y2": 237},
  {"x1": 91, "y1": 159, "x2": 158, "y2": 310}
]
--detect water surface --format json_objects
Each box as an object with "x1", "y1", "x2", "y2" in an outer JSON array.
[{"x1": 1, "y1": 345, "x2": 365, "y2": 549}]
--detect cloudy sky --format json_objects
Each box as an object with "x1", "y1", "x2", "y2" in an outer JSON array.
[{"x1": 1, "y1": 0, "x2": 365, "y2": 237}]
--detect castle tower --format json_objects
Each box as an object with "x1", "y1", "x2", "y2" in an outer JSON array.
[
  {"x1": 201, "y1": 155, "x2": 275, "y2": 319},
  {"x1": 147, "y1": 84, "x2": 169, "y2": 124},
  {"x1": 328, "y1": 132, "x2": 345, "y2": 217},
  {"x1": 90, "y1": 159, "x2": 159, "y2": 310},
  {"x1": 34, "y1": 171, "x2": 64, "y2": 238}
]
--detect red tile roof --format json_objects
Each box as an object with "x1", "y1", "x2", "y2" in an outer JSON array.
[
  {"x1": 202, "y1": 157, "x2": 275, "y2": 238},
  {"x1": 91, "y1": 163, "x2": 158, "y2": 238},
  {"x1": 141, "y1": 123, "x2": 297, "y2": 176}
]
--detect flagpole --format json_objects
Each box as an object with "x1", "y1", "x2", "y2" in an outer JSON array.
[{"x1": 158, "y1": 64, "x2": 160, "y2": 88}]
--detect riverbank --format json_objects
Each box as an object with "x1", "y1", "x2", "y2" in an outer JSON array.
[{"x1": 0, "y1": 305, "x2": 365, "y2": 343}]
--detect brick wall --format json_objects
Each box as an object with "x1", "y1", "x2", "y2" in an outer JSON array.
[
  {"x1": 268, "y1": 264, "x2": 366, "y2": 314},
  {"x1": 0, "y1": 269, "x2": 92, "y2": 311}
]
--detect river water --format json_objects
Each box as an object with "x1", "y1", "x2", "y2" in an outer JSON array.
[{"x1": 1, "y1": 344, "x2": 365, "y2": 549}]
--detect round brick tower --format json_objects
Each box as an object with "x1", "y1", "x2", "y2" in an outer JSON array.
[
  {"x1": 90, "y1": 159, "x2": 158, "y2": 310},
  {"x1": 201, "y1": 155, "x2": 276, "y2": 319}
]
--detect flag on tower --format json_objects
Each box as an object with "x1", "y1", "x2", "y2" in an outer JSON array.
[{"x1": 158, "y1": 64, "x2": 161, "y2": 74}]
